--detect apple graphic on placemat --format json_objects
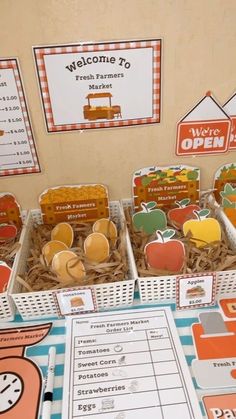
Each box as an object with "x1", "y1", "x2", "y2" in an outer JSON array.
[
  {"x1": 0, "y1": 262, "x2": 12, "y2": 292},
  {"x1": 183, "y1": 209, "x2": 221, "y2": 248},
  {"x1": 0, "y1": 224, "x2": 18, "y2": 242},
  {"x1": 133, "y1": 202, "x2": 167, "y2": 234},
  {"x1": 168, "y1": 199, "x2": 200, "y2": 229},
  {"x1": 144, "y1": 229, "x2": 185, "y2": 273}
]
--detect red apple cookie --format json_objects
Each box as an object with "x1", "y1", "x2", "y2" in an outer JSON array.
[{"x1": 144, "y1": 229, "x2": 185, "y2": 273}]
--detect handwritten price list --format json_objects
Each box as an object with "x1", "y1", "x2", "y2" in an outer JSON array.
[{"x1": 0, "y1": 59, "x2": 40, "y2": 176}]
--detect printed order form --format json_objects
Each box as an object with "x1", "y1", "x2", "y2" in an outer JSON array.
[{"x1": 62, "y1": 307, "x2": 202, "y2": 419}]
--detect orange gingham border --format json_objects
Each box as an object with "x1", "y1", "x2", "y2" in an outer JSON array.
[
  {"x1": 0, "y1": 59, "x2": 40, "y2": 177},
  {"x1": 33, "y1": 39, "x2": 162, "y2": 133}
]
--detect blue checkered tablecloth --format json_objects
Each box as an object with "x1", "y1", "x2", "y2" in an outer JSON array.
[{"x1": 0, "y1": 299, "x2": 223, "y2": 418}]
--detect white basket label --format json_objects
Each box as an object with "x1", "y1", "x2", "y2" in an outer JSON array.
[
  {"x1": 176, "y1": 272, "x2": 216, "y2": 310},
  {"x1": 53, "y1": 287, "x2": 97, "y2": 317}
]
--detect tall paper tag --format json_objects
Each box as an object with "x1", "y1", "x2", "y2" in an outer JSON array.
[
  {"x1": 214, "y1": 163, "x2": 236, "y2": 226},
  {"x1": 39, "y1": 184, "x2": 109, "y2": 224},
  {"x1": 0, "y1": 193, "x2": 22, "y2": 229},
  {"x1": 223, "y1": 91, "x2": 236, "y2": 150},
  {"x1": 132, "y1": 165, "x2": 200, "y2": 211}
]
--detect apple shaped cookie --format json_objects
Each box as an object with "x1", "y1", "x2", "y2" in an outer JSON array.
[
  {"x1": 0, "y1": 262, "x2": 12, "y2": 292},
  {"x1": 183, "y1": 209, "x2": 221, "y2": 248},
  {"x1": 144, "y1": 229, "x2": 185, "y2": 273},
  {"x1": 0, "y1": 224, "x2": 18, "y2": 242},
  {"x1": 133, "y1": 202, "x2": 167, "y2": 234},
  {"x1": 168, "y1": 199, "x2": 200, "y2": 229}
]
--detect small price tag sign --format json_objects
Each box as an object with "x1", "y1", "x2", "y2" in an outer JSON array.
[
  {"x1": 53, "y1": 287, "x2": 97, "y2": 317},
  {"x1": 176, "y1": 272, "x2": 216, "y2": 310}
]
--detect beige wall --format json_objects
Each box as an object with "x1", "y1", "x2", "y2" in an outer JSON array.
[{"x1": 1, "y1": 0, "x2": 236, "y2": 208}]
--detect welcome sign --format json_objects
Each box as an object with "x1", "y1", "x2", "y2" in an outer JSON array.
[{"x1": 33, "y1": 39, "x2": 162, "y2": 132}]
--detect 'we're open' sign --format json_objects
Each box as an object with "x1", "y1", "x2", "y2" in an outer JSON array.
[{"x1": 176, "y1": 93, "x2": 231, "y2": 156}]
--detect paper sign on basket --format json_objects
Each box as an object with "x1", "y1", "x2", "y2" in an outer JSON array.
[
  {"x1": 192, "y1": 311, "x2": 236, "y2": 388},
  {"x1": 0, "y1": 322, "x2": 52, "y2": 418},
  {"x1": 219, "y1": 298, "x2": 236, "y2": 318},
  {"x1": 213, "y1": 163, "x2": 236, "y2": 226},
  {"x1": 176, "y1": 272, "x2": 216, "y2": 310},
  {"x1": 0, "y1": 193, "x2": 22, "y2": 229},
  {"x1": 176, "y1": 91, "x2": 231, "y2": 156},
  {"x1": 39, "y1": 184, "x2": 109, "y2": 224},
  {"x1": 203, "y1": 393, "x2": 236, "y2": 419},
  {"x1": 223, "y1": 91, "x2": 236, "y2": 150},
  {"x1": 132, "y1": 165, "x2": 200, "y2": 211},
  {"x1": 53, "y1": 287, "x2": 97, "y2": 317}
]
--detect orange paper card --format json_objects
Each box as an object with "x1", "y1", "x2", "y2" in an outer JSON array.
[
  {"x1": 203, "y1": 393, "x2": 236, "y2": 419},
  {"x1": 39, "y1": 184, "x2": 109, "y2": 224},
  {"x1": 0, "y1": 193, "x2": 22, "y2": 229},
  {"x1": 0, "y1": 322, "x2": 52, "y2": 418},
  {"x1": 214, "y1": 163, "x2": 236, "y2": 226},
  {"x1": 220, "y1": 298, "x2": 236, "y2": 318},
  {"x1": 132, "y1": 165, "x2": 200, "y2": 211},
  {"x1": 192, "y1": 320, "x2": 236, "y2": 360},
  {"x1": 223, "y1": 91, "x2": 236, "y2": 149}
]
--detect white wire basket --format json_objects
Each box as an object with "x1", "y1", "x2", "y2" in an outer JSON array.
[
  {"x1": 10, "y1": 202, "x2": 136, "y2": 320},
  {"x1": 0, "y1": 211, "x2": 27, "y2": 322},
  {"x1": 121, "y1": 198, "x2": 236, "y2": 304}
]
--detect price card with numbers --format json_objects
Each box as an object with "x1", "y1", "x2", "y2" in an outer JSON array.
[{"x1": 0, "y1": 58, "x2": 40, "y2": 176}]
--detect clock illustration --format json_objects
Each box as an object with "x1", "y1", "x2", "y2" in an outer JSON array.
[
  {"x1": 0, "y1": 372, "x2": 23, "y2": 413},
  {"x1": 0, "y1": 322, "x2": 52, "y2": 419}
]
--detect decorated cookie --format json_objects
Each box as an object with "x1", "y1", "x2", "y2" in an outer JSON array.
[
  {"x1": 93, "y1": 218, "x2": 117, "y2": 245},
  {"x1": 42, "y1": 240, "x2": 68, "y2": 265},
  {"x1": 84, "y1": 232, "x2": 109, "y2": 263},
  {"x1": 133, "y1": 202, "x2": 167, "y2": 234},
  {"x1": 168, "y1": 199, "x2": 200, "y2": 229},
  {"x1": 183, "y1": 209, "x2": 221, "y2": 248},
  {"x1": 51, "y1": 222, "x2": 74, "y2": 248},
  {"x1": 52, "y1": 250, "x2": 85, "y2": 282},
  {"x1": 144, "y1": 229, "x2": 185, "y2": 273}
]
